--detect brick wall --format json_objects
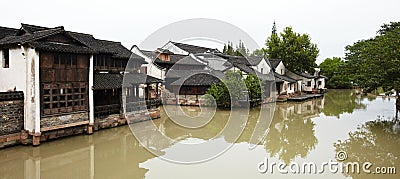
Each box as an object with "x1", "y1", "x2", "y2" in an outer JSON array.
[
  {"x1": 0, "y1": 92, "x2": 24, "y2": 136},
  {"x1": 41, "y1": 112, "x2": 88, "y2": 128},
  {"x1": 94, "y1": 114, "x2": 126, "y2": 131}
]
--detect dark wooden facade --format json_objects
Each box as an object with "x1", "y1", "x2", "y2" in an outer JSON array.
[
  {"x1": 40, "y1": 51, "x2": 89, "y2": 116},
  {"x1": 94, "y1": 54, "x2": 128, "y2": 72},
  {"x1": 172, "y1": 86, "x2": 209, "y2": 95}
]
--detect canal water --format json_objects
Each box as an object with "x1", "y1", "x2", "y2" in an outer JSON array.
[{"x1": 0, "y1": 90, "x2": 399, "y2": 179}]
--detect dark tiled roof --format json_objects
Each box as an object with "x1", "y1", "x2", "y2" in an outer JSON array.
[
  {"x1": 97, "y1": 40, "x2": 133, "y2": 59},
  {"x1": 218, "y1": 54, "x2": 250, "y2": 66},
  {"x1": 247, "y1": 56, "x2": 264, "y2": 66},
  {"x1": 222, "y1": 61, "x2": 274, "y2": 81},
  {"x1": 217, "y1": 54, "x2": 263, "y2": 66},
  {"x1": 0, "y1": 26, "x2": 18, "y2": 39},
  {"x1": 170, "y1": 54, "x2": 193, "y2": 64},
  {"x1": 293, "y1": 71, "x2": 316, "y2": 79},
  {"x1": 0, "y1": 23, "x2": 136, "y2": 60},
  {"x1": 170, "y1": 41, "x2": 220, "y2": 54},
  {"x1": 0, "y1": 91, "x2": 24, "y2": 101},
  {"x1": 29, "y1": 41, "x2": 93, "y2": 53},
  {"x1": 170, "y1": 72, "x2": 222, "y2": 86},
  {"x1": 0, "y1": 27, "x2": 65, "y2": 45},
  {"x1": 174, "y1": 55, "x2": 206, "y2": 66},
  {"x1": 274, "y1": 72, "x2": 297, "y2": 83},
  {"x1": 95, "y1": 73, "x2": 163, "y2": 90},
  {"x1": 142, "y1": 50, "x2": 191, "y2": 65},
  {"x1": 123, "y1": 73, "x2": 163, "y2": 86},
  {"x1": 20, "y1": 23, "x2": 51, "y2": 33},
  {"x1": 195, "y1": 53, "x2": 231, "y2": 71},
  {"x1": 268, "y1": 59, "x2": 282, "y2": 68},
  {"x1": 234, "y1": 63, "x2": 256, "y2": 74},
  {"x1": 142, "y1": 50, "x2": 158, "y2": 60},
  {"x1": 166, "y1": 69, "x2": 214, "y2": 78},
  {"x1": 94, "y1": 73, "x2": 123, "y2": 89}
]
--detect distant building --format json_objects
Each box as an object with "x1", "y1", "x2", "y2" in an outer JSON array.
[
  {"x1": 160, "y1": 41, "x2": 220, "y2": 55},
  {"x1": 286, "y1": 70, "x2": 327, "y2": 93},
  {"x1": 268, "y1": 59, "x2": 299, "y2": 95}
]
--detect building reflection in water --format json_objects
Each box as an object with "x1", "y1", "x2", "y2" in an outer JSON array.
[
  {"x1": 264, "y1": 99, "x2": 322, "y2": 164},
  {"x1": 0, "y1": 99, "x2": 322, "y2": 178},
  {"x1": 2, "y1": 90, "x2": 395, "y2": 178},
  {"x1": 0, "y1": 126, "x2": 155, "y2": 179}
]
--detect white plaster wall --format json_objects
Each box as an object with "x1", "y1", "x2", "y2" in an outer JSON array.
[
  {"x1": 286, "y1": 82, "x2": 295, "y2": 94},
  {"x1": 301, "y1": 78, "x2": 315, "y2": 92},
  {"x1": 89, "y1": 55, "x2": 94, "y2": 125},
  {"x1": 316, "y1": 78, "x2": 325, "y2": 89},
  {"x1": 0, "y1": 47, "x2": 40, "y2": 132},
  {"x1": 275, "y1": 61, "x2": 286, "y2": 75},
  {"x1": 0, "y1": 48, "x2": 26, "y2": 92},
  {"x1": 23, "y1": 47, "x2": 40, "y2": 133},
  {"x1": 286, "y1": 71, "x2": 314, "y2": 92},
  {"x1": 297, "y1": 81, "x2": 302, "y2": 92},
  {"x1": 161, "y1": 42, "x2": 189, "y2": 55},
  {"x1": 251, "y1": 59, "x2": 270, "y2": 74}
]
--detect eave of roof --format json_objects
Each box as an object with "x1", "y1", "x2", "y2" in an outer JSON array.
[
  {"x1": 169, "y1": 72, "x2": 221, "y2": 86},
  {"x1": 95, "y1": 73, "x2": 163, "y2": 90},
  {"x1": 1, "y1": 23, "x2": 136, "y2": 59},
  {"x1": 170, "y1": 41, "x2": 220, "y2": 54},
  {"x1": 274, "y1": 72, "x2": 297, "y2": 83}
]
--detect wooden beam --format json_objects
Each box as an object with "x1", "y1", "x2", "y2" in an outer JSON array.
[{"x1": 40, "y1": 121, "x2": 89, "y2": 132}]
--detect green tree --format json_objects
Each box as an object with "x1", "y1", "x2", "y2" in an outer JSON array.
[
  {"x1": 222, "y1": 41, "x2": 235, "y2": 55},
  {"x1": 206, "y1": 72, "x2": 263, "y2": 108},
  {"x1": 265, "y1": 25, "x2": 319, "y2": 73},
  {"x1": 345, "y1": 22, "x2": 400, "y2": 98},
  {"x1": 265, "y1": 23, "x2": 281, "y2": 59},
  {"x1": 234, "y1": 40, "x2": 249, "y2": 56},
  {"x1": 319, "y1": 57, "x2": 352, "y2": 88},
  {"x1": 223, "y1": 40, "x2": 249, "y2": 56},
  {"x1": 206, "y1": 71, "x2": 247, "y2": 108},
  {"x1": 250, "y1": 48, "x2": 266, "y2": 57},
  {"x1": 244, "y1": 74, "x2": 264, "y2": 105}
]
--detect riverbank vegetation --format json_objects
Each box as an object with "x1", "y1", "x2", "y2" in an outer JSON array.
[
  {"x1": 205, "y1": 71, "x2": 263, "y2": 108},
  {"x1": 319, "y1": 22, "x2": 400, "y2": 97}
]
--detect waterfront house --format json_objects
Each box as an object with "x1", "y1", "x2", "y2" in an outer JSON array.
[
  {"x1": 268, "y1": 59, "x2": 299, "y2": 95},
  {"x1": 0, "y1": 23, "x2": 160, "y2": 146},
  {"x1": 131, "y1": 45, "x2": 166, "y2": 80},
  {"x1": 286, "y1": 70, "x2": 327, "y2": 93},
  {"x1": 216, "y1": 54, "x2": 271, "y2": 75}
]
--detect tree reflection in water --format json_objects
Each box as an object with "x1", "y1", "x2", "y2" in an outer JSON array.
[
  {"x1": 264, "y1": 99, "x2": 321, "y2": 164},
  {"x1": 334, "y1": 118, "x2": 400, "y2": 179},
  {"x1": 322, "y1": 89, "x2": 366, "y2": 118}
]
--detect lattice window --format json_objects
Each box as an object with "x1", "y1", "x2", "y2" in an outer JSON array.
[{"x1": 42, "y1": 83, "x2": 87, "y2": 115}]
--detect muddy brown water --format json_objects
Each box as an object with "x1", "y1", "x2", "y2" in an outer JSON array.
[{"x1": 1, "y1": 90, "x2": 399, "y2": 179}]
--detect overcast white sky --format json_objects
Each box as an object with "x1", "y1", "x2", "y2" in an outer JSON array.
[{"x1": 1, "y1": 0, "x2": 399, "y2": 64}]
